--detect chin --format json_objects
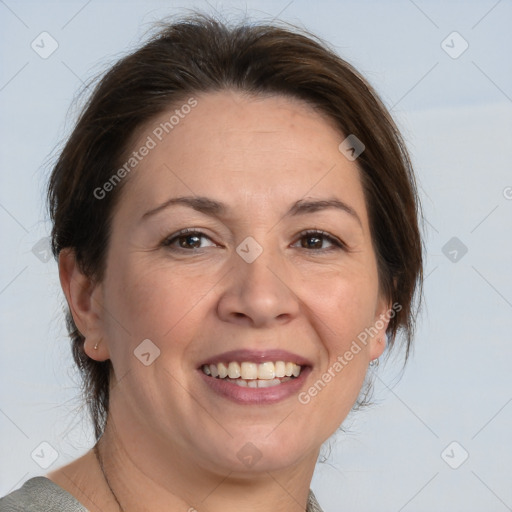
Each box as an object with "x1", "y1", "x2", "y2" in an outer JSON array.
[{"x1": 200, "y1": 430, "x2": 319, "y2": 476}]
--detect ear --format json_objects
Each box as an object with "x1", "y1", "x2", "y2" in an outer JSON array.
[
  {"x1": 58, "y1": 248, "x2": 110, "y2": 361},
  {"x1": 368, "y1": 294, "x2": 393, "y2": 362}
]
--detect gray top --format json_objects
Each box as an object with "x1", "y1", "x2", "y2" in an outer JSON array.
[
  {"x1": 0, "y1": 477, "x2": 324, "y2": 511},
  {"x1": 0, "y1": 477, "x2": 87, "y2": 512}
]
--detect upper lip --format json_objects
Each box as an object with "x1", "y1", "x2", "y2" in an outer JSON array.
[{"x1": 198, "y1": 349, "x2": 313, "y2": 368}]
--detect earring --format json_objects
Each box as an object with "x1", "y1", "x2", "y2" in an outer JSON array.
[
  {"x1": 93, "y1": 340, "x2": 101, "y2": 350},
  {"x1": 370, "y1": 358, "x2": 379, "y2": 367}
]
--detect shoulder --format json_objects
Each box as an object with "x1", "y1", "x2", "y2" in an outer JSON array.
[
  {"x1": 0, "y1": 476, "x2": 88, "y2": 512},
  {"x1": 307, "y1": 489, "x2": 324, "y2": 512}
]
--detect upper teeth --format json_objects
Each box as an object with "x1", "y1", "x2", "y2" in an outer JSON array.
[{"x1": 202, "y1": 361, "x2": 301, "y2": 380}]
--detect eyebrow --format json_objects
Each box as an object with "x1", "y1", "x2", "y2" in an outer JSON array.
[{"x1": 140, "y1": 195, "x2": 362, "y2": 226}]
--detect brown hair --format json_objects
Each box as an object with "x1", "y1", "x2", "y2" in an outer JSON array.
[{"x1": 47, "y1": 13, "x2": 423, "y2": 441}]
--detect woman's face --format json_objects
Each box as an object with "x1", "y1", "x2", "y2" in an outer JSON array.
[{"x1": 89, "y1": 90, "x2": 390, "y2": 475}]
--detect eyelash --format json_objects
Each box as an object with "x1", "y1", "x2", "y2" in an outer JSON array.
[{"x1": 161, "y1": 228, "x2": 348, "y2": 252}]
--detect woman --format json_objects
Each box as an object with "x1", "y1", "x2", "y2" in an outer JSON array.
[{"x1": 0, "y1": 13, "x2": 422, "y2": 512}]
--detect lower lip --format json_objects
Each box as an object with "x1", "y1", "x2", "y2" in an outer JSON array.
[{"x1": 198, "y1": 367, "x2": 312, "y2": 404}]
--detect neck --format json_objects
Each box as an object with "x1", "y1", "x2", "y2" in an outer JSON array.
[{"x1": 95, "y1": 411, "x2": 318, "y2": 512}]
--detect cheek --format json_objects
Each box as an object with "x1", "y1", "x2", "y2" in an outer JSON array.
[
  {"x1": 102, "y1": 257, "x2": 220, "y2": 359},
  {"x1": 300, "y1": 280, "x2": 374, "y2": 431},
  {"x1": 303, "y1": 265, "x2": 380, "y2": 350}
]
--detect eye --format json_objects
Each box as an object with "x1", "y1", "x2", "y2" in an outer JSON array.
[
  {"x1": 161, "y1": 228, "x2": 217, "y2": 250},
  {"x1": 161, "y1": 228, "x2": 346, "y2": 252},
  {"x1": 292, "y1": 230, "x2": 347, "y2": 251}
]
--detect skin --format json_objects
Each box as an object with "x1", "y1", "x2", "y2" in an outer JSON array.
[{"x1": 49, "y1": 90, "x2": 390, "y2": 512}]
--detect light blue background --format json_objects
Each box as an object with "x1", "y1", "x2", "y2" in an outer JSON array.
[{"x1": 1, "y1": 1, "x2": 511, "y2": 510}]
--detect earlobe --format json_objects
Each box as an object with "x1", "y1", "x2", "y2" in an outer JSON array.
[
  {"x1": 369, "y1": 297, "x2": 392, "y2": 361},
  {"x1": 58, "y1": 248, "x2": 108, "y2": 360},
  {"x1": 370, "y1": 335, "x2": 387, "y2": 363},
  {"x1": 84, "y1": 336, "x2": 110, "y2": 361}
]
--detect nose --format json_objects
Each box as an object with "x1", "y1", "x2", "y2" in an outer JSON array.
[{"x1": 216, "y1": 246, "x2": 301, "y2": 328}]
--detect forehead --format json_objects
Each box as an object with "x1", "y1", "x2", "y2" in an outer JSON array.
[{"x1": 116, "y1": 90, "x2": 368, "y2": 224}]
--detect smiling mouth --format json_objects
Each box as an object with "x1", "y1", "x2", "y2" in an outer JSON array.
[{"x1": 201, "y1": 361, "x2": 302, "y2": 388}]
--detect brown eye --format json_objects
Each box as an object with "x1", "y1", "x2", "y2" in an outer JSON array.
[
  {"x1": 177, "y1": 233, "x2": 202, "y2": 249},
  {"x1": 162, "y1": 229, "x2": 216, "y2": 250},
  {"x1": 301, "y1": 233, "x2": 324, "y2": 249},
  {"x1": 293, "y1": 230, "x2": 346, "y2": 251}
]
